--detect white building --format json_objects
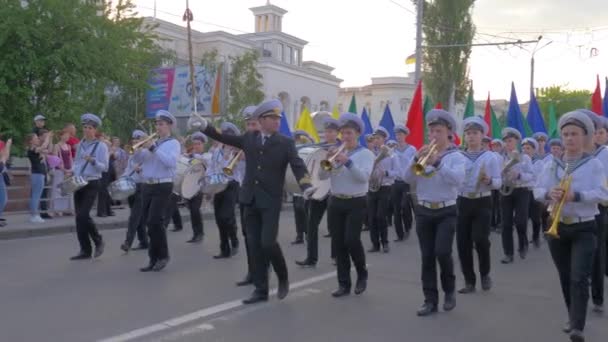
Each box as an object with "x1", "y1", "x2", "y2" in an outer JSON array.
[{"x1": 147, "y1": 2, "x2": 342, "y2": 128}]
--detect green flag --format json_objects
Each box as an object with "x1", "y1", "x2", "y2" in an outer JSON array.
[
  {"x1": 547, "y1": 102, "x2": 558, "y2": 138},
  {"x1": 463, "y1": 87, "x2": 475, "y2": 118},
  {"x1": 348, "y1": 94, "x2": 357, "y2": 114},
  {"x1": 522, "y1": 112, "x2": 533, "y2": 137},
  {"x1": 423, "y1": 95, "x2": 433, "y2": 144},
  {"x1": 490, "y1": 106, "x2": 502, "y2": 139}
]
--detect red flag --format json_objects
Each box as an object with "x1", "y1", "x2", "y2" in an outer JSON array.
[
  {"x1": 592, "y1": 74, "x2": 603, "y2": 115},
  {"x1": 435, "y1": 102, "x2": 443, "y2": 109},
  {"x1": 484, "y1": 92, "x2": 492, "y2": 136},
  {"x1": 406, "y1": 81, "x2": 424, "y2": 148}
]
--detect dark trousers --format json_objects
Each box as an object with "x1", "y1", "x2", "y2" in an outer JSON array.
[
  {"x1": 501, "y1": 188, "x2": 530, "y2": 256},
  {"x1": 491, "y1": 190, "x2": 502, "y2": 228},
  {"x1": 368, "y1": 186, "x2": 391, "y2": 248},
  {"x1": 293, "y1": 196, "x2": 308, "y2": 240},
  {"x1": 188, "y1": 192, "x2": 204, "y2": 237},
  {"x1": 124, "y1": 184, "x2": 147, "y2": 247},
  {"x1": 142, "y1": 183, "x2": 172, "y2": 264},
  {"x1": 548, "y1": 222, "x2": 596, "y2": 331},
  {"x1": 528, "y1": 191, "x2": 542, "y2": 242},
  {"x1": 245, "y1": 202, "x2": 288, "y2": 296},
  {"x1": 328, "y1": 196, "x2": 368, "y2": 289},
  {"x1": 213, "y1": 181, "x2": 239, "y2": 256},
  {"x1": 74, "y1": 180, "x2": 103, "y2": 255},
  {"x1": 306, "y1": 198, "x2": 328, "y2": 263},
  {"x1": 391, "y1": 181, "x2": 413, "y2": 239},
  {"x1": 592, "y1": 205, "x2": 607, "y2": 306},
  {"x1": 240, "y1": 202, "x2": 253, "y2": 277},
  {"x1": 386, "y1": 195, "x2": 394, "y2": 226},
  {"x1": 97, "y1": 171, "x2": 112, "y2": 216},
  {"x1": 457, "y1": 196, "x2": 492, "y2": 286},
  {"x1": 415, "y1": 205, "x2": 457, "y2": 305},
  {"x1": 164, "y1": 193, "x2": 183, "y2": 230}
]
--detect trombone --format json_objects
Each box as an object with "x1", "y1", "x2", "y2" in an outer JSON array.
[
  {"x1": 127, "y1": 133, "x2": 158, "y2": 154},
  {"x1": 320, "y1": 144, "x2": 346, "y2": 171},
  {"x1": 545, "y1": 174, "x2": 574, "y2": 239},
  {"x1": 412, "y1": 140, "x2": 438, "y2": 176},
  {"x1": 223, "y1": 150, "x2": 243, "y2": 176}
]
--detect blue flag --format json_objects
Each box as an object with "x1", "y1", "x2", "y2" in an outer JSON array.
[
  {"x1": 279, "y1": 111, "x2": 292, "y2": 138},
  {"x1": 604, "y1": 77, "x2": 608, "y2": 118},
  {"x1": 526, "y1": 91, "x2": 547, "y2": 134},
  {"x1": 379, "y1": 104, "x2": 396, "y2": 140},
  {"x1": 507, "y1": 82, "x2": 526, "y2": 137},
  {"x1": 359, "y1": 108, "x2": 374, "y2": 146}
]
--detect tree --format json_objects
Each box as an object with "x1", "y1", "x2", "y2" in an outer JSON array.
[
  {"x1": 417, "y1": 0, "x2": 476, "y2": 106},
  {"x1": 536, "y1": 86, "x2": 592, "y2": 121}
]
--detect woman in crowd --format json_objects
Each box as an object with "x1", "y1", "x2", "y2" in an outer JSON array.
[{"x1": 25, "y1": 133, "x2": 50, "y2": 223}]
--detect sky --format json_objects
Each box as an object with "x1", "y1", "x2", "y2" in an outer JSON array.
[{"x1": 133, "y1": 0, "x2": 608, "y2": 102}]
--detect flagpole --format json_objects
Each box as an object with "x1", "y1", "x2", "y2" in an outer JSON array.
[
  {"x1": 414, "y1": 0, "x2": 423, "y2": 83},
  {"x1": 184, "y1": 0, "x2": 197, "y2": 116}
]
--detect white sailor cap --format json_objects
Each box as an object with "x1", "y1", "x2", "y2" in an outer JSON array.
[
  {"x1": 501, "y1": 127, "x2": 522, "y2": 140},
  {"x1": 338, "y1": 112, "x2": 365, "y2": 133},
  {"x1": 80, "y1": 113, "x2": 102, "y2": 128},
  {"x1": 532, "y1": 132, "x2": 549, "y2": 141},
  {"x1": 220, "y1": 122, "x2": 240, "y2": 135},
  {"x1": 374, "y1": 126, "x2": 390, "y2": 139},
  {"x1": 293, "y1": 130, "x2": 314, "y2": 143},
  {"x1": 131, "y1": 130, "x2": 146, "y2": 139},
  {"x1": 365, "y1": 133, "x2": 375, "y2": 141},
  {"x1": 549, "y1": 138, "x2": 563, "y2": 147},
  {"x1": 386, "y1": 139, "x2": 398, "y2": 147},
  {"x1": 522, "y1": 137, "x2": 539, "y2": 151},
  {"x1": 426, "y1": 109, "x2": 456, "y2": 131},
  {"x1": 394, "y1": 124, "x2": 409, "y2": 135},
  {"x1": 252, "y1": 99, "x2": 282, "y2": 119},
  {"x1": 33, "y1": 114, "x2": 46, "y2": 122},
  {"x1": 191, "y1": 132, "x2": 208, "y2": 143},
  {"x1": 462, "y1": 116, "x2": 488, "y2": 135},
  {"x1": 491, "y1": 139, "x2": 504, "y2": 146},
  {"x1": 559, "y1": 110, "x2": 595, "y2": 136},
  {"x1": 241, "y1": 106, "x2": 258, "y2": 120},
  {"x1": 576, "y1": 109, "x2": 603, "y2": 131},
  {"x1": 482, "y1": 136, "x2": 492, "y2": 143},
  {"x1": 323, "y1": 117, "x2": 340, "y2": 130},
  {"x1": 155, "y1": 110, "x2": 176, "y2": 124}
]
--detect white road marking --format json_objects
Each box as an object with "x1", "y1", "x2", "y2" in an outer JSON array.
[{"x1": 98, "y1": 271, "x2": 336, "y2": 342}]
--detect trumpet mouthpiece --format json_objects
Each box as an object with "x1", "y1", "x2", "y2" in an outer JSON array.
[{"x1": 222, "y1": 168, "x2": 233, "y2": 176}]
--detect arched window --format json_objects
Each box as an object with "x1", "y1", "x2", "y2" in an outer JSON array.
[{"x1": 320, "y1": 100, "x2": 329, "y2": 111}]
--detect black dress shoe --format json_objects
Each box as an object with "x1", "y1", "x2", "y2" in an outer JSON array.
[
  {"x1": 242, "y1": 292, "x2": 268, "y2": 305},
  {"x1": 295, "y1": 259, "x2": 316, "y2": 267},
  {"x1": 152, "y1": 258, "x2": 169, "y2": 271},
  {"x1": 481, "y1": 276, "x2": 492, "y2": 291},
  {"x1": 501, "y1": 255, "x2": 514, "y2": 264},
  {"x1": 41, "y1": 214, "x2": 52, "y2": 219},
  {"x1": 70, "y1": 253, "x2": 92, "y2": 260},
  {"x1": 94, "y1": 241, "x2": 105, "y2": 258},
  {"x1": 532, "y1": 239, "x2": 541, "y2": 248},
  {"x1": 382, "y1": 245, "x2": 390, "y2": 253},
  {"x1": 367, "y1": 247, "x2": 380, "y2": 253},
  {"x1": 394, "y1": 237, "x2": 404, "y2": 242},
  {"x1": 354, "y1": 277, "x2": 367, "y2": 295},
  {"x1": 416, "y1": 303, "x2": 438, "y2": 316},
  {"x1": 120, "y1": 243, "x2": 129, "y2": 253},
  {"x1": 97, "y1": 214, "x2": 108, "y2": 218},
  {"x1": 443, "y1": 292, "x2": 456, "y2": 311},
  {"x1": 569, "y1": 329, "x2": 585, "y2": 342},
  {"x1": 186, "y1": 235, "x2": 203, "y2": 243},
  {"x1": 213, "y1": 253, "x2": 230, "y2": 259},
  {"x1": 331, "y1": 287, "x2": 351, "y2": 298},
  {"x1": 323, "y1": 233, "x2": 331, "y2": 238},
  {"x1": 231, "y1": 246, "x2": 239, "y2": 256},
  {"x1": 519, "y1": 247, "x2": 528, "y2": 259},
  {"x1": 277, "y1": 280, "x2": 289, "y2": 300},
  {"x1": 140, "y1": 263, "x2": 155, "y2": 272},
  {"x1": 291, "y1": 238, "x2": 304, "y2": 245},
  {"x1": 592, "y1": 304, "x2": 604, "y2": 313},
  {"x1": 108, "y1": 212, "x2": 115, "y2": 216},
  {"x1": 170, "y1": 227, "x2": 183, "y2": 232},
  {"x1": 404, "y1": 231, "x2": 410, "y2": 240},
  {"x1": 458, "y1": 284, "x2": 475, "y2": 294},
  {"x1": 236, "y1": 275, "x2": 253, "y2": 287}
]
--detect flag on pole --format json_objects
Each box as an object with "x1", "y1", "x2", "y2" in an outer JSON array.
[
  {"x1": 211, "y1": 66, "x2": 222, "y2": 115},
  {"x1": 295, "y1": 107, "x2": 320, "y2": 142},
  {"x1": 422, "y1": 95, "x2": 433, "y2": 144},
  {"x1": 526, "y1": 91, "x2": 547, "y2": 134},
  {"x1": 484, "y1": 93, "x2": 493, "y2": 136},
  {"x1": 379, "y1": 104, "x2": 396, "y2": 140},
  {"x1": 547, "y1": 102, "x2": 558, "y2": 139},
  {"x1": 405, "y1": 53, "x2": 416, "y2": 65},
  {"x1": 348, "y1": 94, "x2": 357, "y2": 114},
  {"x1": 604, "y1": 77, "x2": 608, "y2": 118},
  {"x1": 406, "y1": 81, "x2": 424, "y2": 149},
  {"x1": 279, "y1": 111, "x2": 292, "y2": 138},
  {"x1": 507, "y1": 82, "x2": 526, "y2": 137},
  {"x1": 592, "y1": 74, "x2": 603, "y2": 115},
  {"x1": 331, "y1": 104, "x2": 340, "y2": 119},
  {"x1": 463, "y1": 87, "x2": 475, "y2": 119},
  {"x1": 359, "y1": 108, "x2": 374, "y2": 146}
]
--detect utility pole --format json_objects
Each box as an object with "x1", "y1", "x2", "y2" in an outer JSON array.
[
  {"x1": 414, "y1": 0, "x2": 423, "y2": 83},
  {"x1": 529, "y1": 39, "x2": 553, "y2": 95}
]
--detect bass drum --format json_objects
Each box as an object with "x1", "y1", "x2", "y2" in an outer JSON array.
[
  {"x1": 284, "y1": 146, "x2": 330, "y2": 200},
  {"x1": 173, "y1": 156, "x2": 193, "y2": 196}
]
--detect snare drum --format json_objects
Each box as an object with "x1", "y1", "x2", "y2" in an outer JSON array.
[
  {"x1": 181, "y1": 162, "x2": 206, "y2": 199},
  {"x1": 284, "y1": 146, "x2": 330, "y2": 200},
  {"x1": 173, "y1": 156, "x2": 193, "y2": 195},
  {"x1": 200, "y1": 173, "x2": 229, "y2": 196},
  {"x1": 108, "y1": 176, "x2": 136, "y2": 200},
  {"x1": 58, "y1": 176, "x2": 88, "y2": 196}
]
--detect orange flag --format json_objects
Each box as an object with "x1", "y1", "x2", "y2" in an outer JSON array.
[{"x1": 211, "y1": 67, "x2": 222, "y2": 115}]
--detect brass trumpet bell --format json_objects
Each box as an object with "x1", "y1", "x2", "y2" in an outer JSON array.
[
  {"x1": 223, "y1": 150, "x2": 243, "y2": 176},
  {"x1": 412, "y1": 140, "x2": 438, "y2": 176},
  {"x1": 320, "y1": 144, "x2": 346, "y2": 171}
]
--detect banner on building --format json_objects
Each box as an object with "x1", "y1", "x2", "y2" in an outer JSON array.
[{"x1": 145, "y1": 66, "x2": 217, "y2": 118}]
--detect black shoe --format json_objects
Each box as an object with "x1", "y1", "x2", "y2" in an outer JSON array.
[
  {"x1": 562, "y1": 321, "x2": 572, "y2": 333},
  {"x1": 97, "y1": 214, "x2": 108, "y2": 218},
  {"x1": 416, "y1": 303, "x2": 438, "y2": 316},
  {"x1": 41, "y1": 213, "x2": 52, "y2": 219},
  {"x1": 94, "y1": 241, "x2": 105, "y2": 258},
  {"x1": 332, "y1": 258, "x2": 337, "y2": 266},
  {"x1": 140, "y1": 263, "x2": 155, "y2": 272},
  {"x1": 443, "y1": 292, "x2": 456, "y2": 311},
  {"x1": 132, "y1": 244, "x2": 148, "y2": 250},
  {"x1": 481, "y1": 276, "x2": 492, "y2": 291},
  {"x1": 394, "y1": 237, "x2": 404, "y2": 242},
  {"x1": 519, "y1": 247, "x2": 528, "y2": 259},
  {"x1": 213, "y1": 253, "x2": 230, "y2": 259},
  {"x1": 331, "y1": 287, "x2": 351, "y2": 298},
  {"x1": 186, "y1": 235, "x2": 203, "y2": 243},
  {"x1": 236, "y1": 275, "x2": 253, "y2": 287},
  {"x1": 354, "y1": 277, "x2": 367, "y2": 295},
  {"x1": 458, "y1": 284, "x2": 475, "y2": 294},
  {"x1": 382, "y1": 245, "x2": 390, "y2": 253},
  {"x1": 592, "y1": 304, "x2": 604, "y2": 313},
  {"x1": 242, "y1": 292, "x2": 268, "y2": 305},
  {"x1": 295, "y1": 259, "x2": 316, "y2": 268},
  {"x1": 231, "y1": 245, "x2": 239, "y2": 256},
  {"x1": 108, "y1": 212, "x2": 115, "y2": 216},
  {"x1": 277, "y1": 280, "x2": 289, "y2": 300},
  {"x1": 569, "y1": 329, "x2": 585, "y2": 342},
  {"x1": 170, "y1": 227, "x2": 183, "y2": 232},
  {"x1": 532, "y1": 239, "x2": 541, "y2": 248},
  {"x1": 152, "y1": 258, "x2": 169, "y2": 271},
  {"x1": 120, "y1": 243, "x2": 129, "y2": 253},
  {"x1": 70, "y1": 253, "x2": 91, "y2": 260},
  {"x1": 367, "y1": 247, "x2": 380, "y2": 253},
  {"x1": 291, "y1": 238, "x2": 304, "y2": 245},
  {"x1": 404, "y1": 231, "x2": 410, "y2": 240},
  {"x1": 323, "y1": 233, "x2": 331, "y2": 238},
  {"x1": 501, "y1": 255, "x2": 514, "y2": 264}
]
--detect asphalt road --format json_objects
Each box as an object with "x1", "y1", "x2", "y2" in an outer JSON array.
[{"x1": 0, "y1": 214, "x2": 606, "y2": 342}]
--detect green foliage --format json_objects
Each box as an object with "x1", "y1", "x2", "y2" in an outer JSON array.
[
  {"x1": 536, "y1": 86, "x2": 592, "y2": 120},
  {"x1": 417, "y1": 0, "x2": 476, "y2": 106}
]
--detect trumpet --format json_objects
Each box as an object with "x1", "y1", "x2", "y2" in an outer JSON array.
[
  {"x1": 545, "y1": 174, "x2": 574, "y2": 239},
  {"x1": 223, "y1": 150, "x2": 243, "y2": 176},
  {"x1": 127, "y1": 133, "x2": 158, "y2": 154},
  {"x1": 412, "y1": 140, "x2": 438, "y2": 176},
  {"x1": 320, "y1": 144, "x2": 346, "y2": 171}
]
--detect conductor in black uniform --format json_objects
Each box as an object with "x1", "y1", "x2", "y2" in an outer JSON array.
[{"x1": 190, "y1": 99, "x2": 316, "y2": 304}]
